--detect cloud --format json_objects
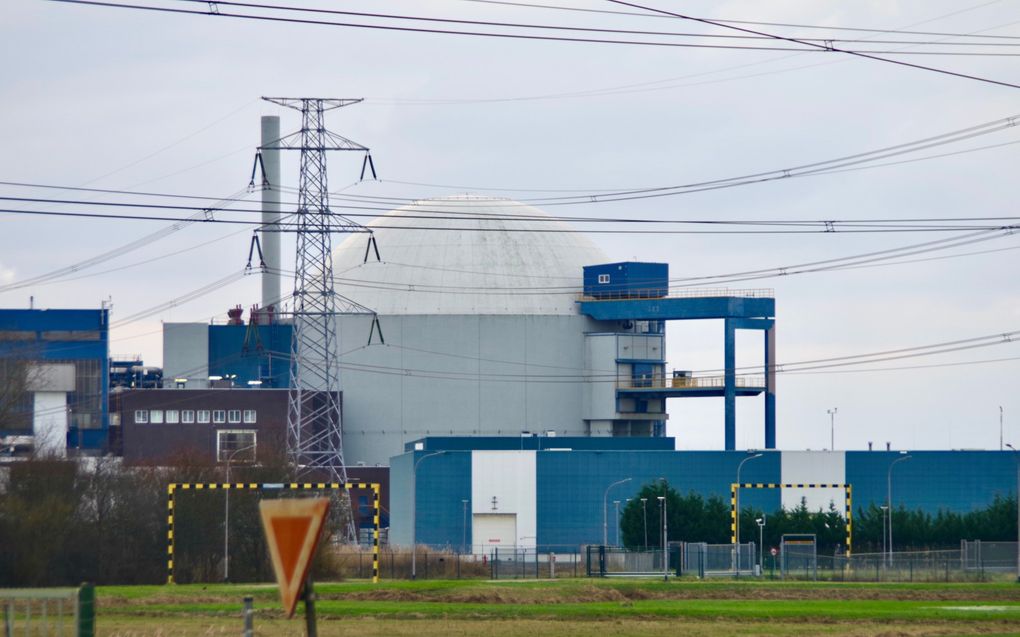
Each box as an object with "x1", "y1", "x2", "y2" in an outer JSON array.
[{"x1": 0, "y1": 263, "x2": 15, "y2": 286}]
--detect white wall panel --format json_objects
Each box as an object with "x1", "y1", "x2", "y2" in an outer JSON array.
[
  {"x1": 781, "y1": 451, "x2": 846, "y2": 514},
  {"x1": 471, "y1": 451, "x2": 536, "y2": 550},
  {"x1": 33, "y1": 391, "x2": 67, "y2": 456}
]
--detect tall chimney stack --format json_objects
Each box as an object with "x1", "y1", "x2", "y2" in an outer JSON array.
[{"x1": 261, "y1": 115, "x2": 282, "y2": 311}]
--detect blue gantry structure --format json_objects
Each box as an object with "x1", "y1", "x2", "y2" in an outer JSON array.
[{"x1": 578, "y1": 262, "x2": 776, "y2": 450}]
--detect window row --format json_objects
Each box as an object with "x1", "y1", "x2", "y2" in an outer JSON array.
[{"x1": 134, "y1": 409, "x2": 256, "y2": 424}]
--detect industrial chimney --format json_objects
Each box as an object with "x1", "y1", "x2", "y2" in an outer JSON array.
[{"x1": 261, "y1": 115, "x2": 282, "y2": 311}]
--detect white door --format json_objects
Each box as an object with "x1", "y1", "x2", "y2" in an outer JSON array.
[{"x1": 473, "y1": 513, "x2": 517, "y2": 553}]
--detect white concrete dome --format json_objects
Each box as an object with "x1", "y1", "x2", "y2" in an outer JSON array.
[{"x1": 332, "y1": 195, "x2": 608, "y2": 315}]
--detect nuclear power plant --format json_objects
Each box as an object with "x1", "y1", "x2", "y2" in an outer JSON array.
[{"x1": 1, "y1": 109, "x2": 1015, "y2": 554}]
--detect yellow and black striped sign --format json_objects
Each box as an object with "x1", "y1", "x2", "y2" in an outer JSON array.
[
  {"x1": 167, "y1": 482, "x2": 381, "y2": 585},
  {"x1": 729, "y1": 482, "x2": 853, "y2": 556}
]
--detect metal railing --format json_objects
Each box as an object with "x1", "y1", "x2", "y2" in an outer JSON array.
[
  {"x1": 618, "y1": 375, "x2": 766, "y2": 390},
  {"x1": 579, "y1": 288, "x2": 774, "y2": 302},
  {"x1": 0, "y1": 584, "x2": 94, "y2": 637}
]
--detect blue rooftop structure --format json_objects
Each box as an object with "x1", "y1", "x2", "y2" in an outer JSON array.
[{"x1": 578, "y1": 262, "x2": 776, "y2": 450}]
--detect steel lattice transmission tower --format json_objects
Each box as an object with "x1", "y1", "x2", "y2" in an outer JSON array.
[{"x1": 262, "y1": 97, "x2": 375, "y2": 540}]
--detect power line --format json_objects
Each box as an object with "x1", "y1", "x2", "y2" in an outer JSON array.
[
  {"x1": 8, "y1": 109, "x2": 1018, "y2": 210},
  {"x1": 460, "y1": 0, "x2": 1020, "y2": 42},
  {"x1": 50, "y1": 0, "x2": 1020, "y2": 57},
  {"x1": 4, "y1": 192, "x2": 1019, "y2": 230},
  {"x1": 606, "y1": 0, "x2": 1020, "y2": 90}
]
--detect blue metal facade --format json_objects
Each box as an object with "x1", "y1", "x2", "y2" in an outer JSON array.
[
  {"x1": 845, "y1": 451, "x2": 1016, "y2": 514},
  {"x1": 207, "y1": 324, "x2": 292, "y2": 388},
  {"x1": 0, "y1": 308, "x2": 110, "y2": 450},
  {"x1": 535, "y1": 450, "x2": 780, "y2": 550},
  {"x1": 393, "y1": 437, "x2": 1017, "y2": 550}
]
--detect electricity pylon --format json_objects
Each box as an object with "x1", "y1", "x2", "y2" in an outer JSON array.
[{"x1": 262, "y1": 97, "x2": 376, "y2": 542}]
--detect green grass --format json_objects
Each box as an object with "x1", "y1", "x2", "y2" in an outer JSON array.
[{"x1": 92, "y1": 579, "x2": 1020, "y2": 637}]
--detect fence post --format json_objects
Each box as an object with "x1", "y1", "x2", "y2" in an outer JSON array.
[
  {"x1": 494, "y1": 548, "x2": 499, "y2": 580},
  {"x1": 242, "y1": 597, "x2": 254, "y2": 637},
  {"x1": 77, "y1": 583, "x2": 95, "y2": 637},
  {"x1": 4, "y1": 602, "x2": 12, "y2": 637}
]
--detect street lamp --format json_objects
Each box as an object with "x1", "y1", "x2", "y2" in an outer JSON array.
[
  {"x1": 657, "y1": 495, "x2": 667, "y2": 581},
  {"x1": 412, "y1": 450, "x2": 446, "y2": 580},
  {"x1": 640, "y1": 497, "x2": 648, "y2": 550},
  {"x1": 735, "y1": 453, "x2": 764, "y2": 574},
  {"x1": 1005, "y1": 444, "x2": 1019, "y2": 582},
  {"x1": 879, "y1": 504, "x2": 888, "y2": 561},
  {"x1": 887, "y1": 452, "x2": 912, "y2": 567},
  {"x1": 223, "y1": 442, "x2": 256, "y2": 582},
  {"x1": 602, "y1": 477, "x2": 632, "y2": 546},
  {"x1": 828, "y1": 408, "x2": 838, "y2": 451},
  {"x1": 756, "y1": 516, "x2": 766, "y2": 574},
  {"x1": 613, "y1": 500, "x2": 621, "y2": 546}
]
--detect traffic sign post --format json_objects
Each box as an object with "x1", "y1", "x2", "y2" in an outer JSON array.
[{"x1": 259, "y1": 497, "x2": 331, "y2": 627}]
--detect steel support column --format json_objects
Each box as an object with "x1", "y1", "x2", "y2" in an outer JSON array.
[{"x1": 724, "y1": 319, "x2": 736, "y2": 451}]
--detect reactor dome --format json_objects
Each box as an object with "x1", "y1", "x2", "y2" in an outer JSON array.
[{"x1": 332, "y1": 195, "x2": 608, "y2": 315}]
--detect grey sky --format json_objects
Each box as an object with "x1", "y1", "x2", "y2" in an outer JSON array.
[{"x1": 1, "y1": 0, "x2": 1018, "y2": 452}]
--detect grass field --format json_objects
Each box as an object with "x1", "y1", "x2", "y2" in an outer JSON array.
[{"x1": 96, "y1": 579, "x2": 1020, "y2": 637}]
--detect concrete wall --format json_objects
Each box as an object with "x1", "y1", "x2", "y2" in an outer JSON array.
[
  {"x1": 339, "y1": 314, "x2": 610, "y2": 466},
  {"x1": 583, "y1": 333, "x2": 617, "y2": 422},
  {"x1": 162, "y1": 323, "x2": 209, "y2": 388}
]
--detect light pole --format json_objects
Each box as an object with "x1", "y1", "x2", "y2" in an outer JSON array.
[
  {"x1": 613, "y1": 500, "x2": 621, "y2": 546},
  {"x1": 640, "y1": 497, "x2": 648, "y2": 550},
  {"x1": 756, "y1": 516, "x2": 766, "y2": 574},
  {"x1": 735, "y1": 453, "x2": 763, "y2": 574},
  {"x1": 223, "y1": 443, "x2": 256, "y2": 582},
  {"x1": 658, "y1": 495, "x2": 667, "y2": 581},
  {"x1": 879, "y1": 504, "x2": 888, "y2": 562},
  {"x1": 412, "y1": 450, "x2": 446, "y2": 580},
  {"x1": 887, "y1": 452, "x2": 912, "y2": 567},
  {"x1": 1005, "y1": 444, "x2": 1019, "y2": 582},
  {"x1": 828, "y1": 408, "x2": 838, "y2": 451},
  {"x1": 1000, "y1": 407, "x2": 1004, "y2": 451},
  {"x1": 602, "y1": 477, "x2": 631, "y2": 546},
  {"x1": 461, "y1": 499, "x2": 469, "y2": 553}
]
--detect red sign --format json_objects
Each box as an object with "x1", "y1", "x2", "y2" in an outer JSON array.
[{"x1": 259, "y1": 498, "x2": 330, "y2": 618}]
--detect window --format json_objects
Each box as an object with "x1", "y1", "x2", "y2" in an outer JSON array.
[
  {"x1": 134, "y1": 410, "x2": 148, "y2": 424},
  {"x1": 228, "y1": 409, "x2": 241, "y2": 424},
  {"x1": 213, "y1": 410, "x2": 226, "y2": 424},
  {"x1": 216, "y1": 429, "x2": 256, "y2": 463},
  {"x1": 197, "y1": 410, "x2": 210, "y2": 424},
  {"x1": 165, "y1": 410, "x2": 179, "y2": 424},
  {"x1": 243, "y1": 409, "x2": 256, "y2": 424},
  {"x1": 598, "y1": 273, "x2": 610, "y2": 284},
  {"x1": 182, "y1": 410, "x2": 195, "y2": 424},
  {"x1": 149, "y1": 410, "x2": 164, "y2": 424}
]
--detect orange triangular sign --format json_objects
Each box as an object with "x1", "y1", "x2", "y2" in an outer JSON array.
[{"x1": 259, "y1": 498, "x2": 330, "y2": 618}]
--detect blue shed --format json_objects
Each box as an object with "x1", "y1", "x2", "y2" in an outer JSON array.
[{"x1": 583, "y1": 262, "x2": 669, "y2": 299}]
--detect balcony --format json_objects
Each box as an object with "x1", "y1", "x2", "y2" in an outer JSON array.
[{"x1": 618, "y1": 374, "x2": 766, "y2": 398}]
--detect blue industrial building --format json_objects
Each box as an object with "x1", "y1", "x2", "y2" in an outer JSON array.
[
  {"x1": 0, "y1": 308, "x2": 110, "y2": 452},
  {"x1": 162, "y1": 307, "x2": 292, "y2": 389},
  {"x1": 391, "y1": 436, "x2": 1016, "y2": 552}
]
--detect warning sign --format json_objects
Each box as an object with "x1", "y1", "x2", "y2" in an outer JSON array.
[{"x1": 259, "y1": 498, "x2": 330, "y2": 618}]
